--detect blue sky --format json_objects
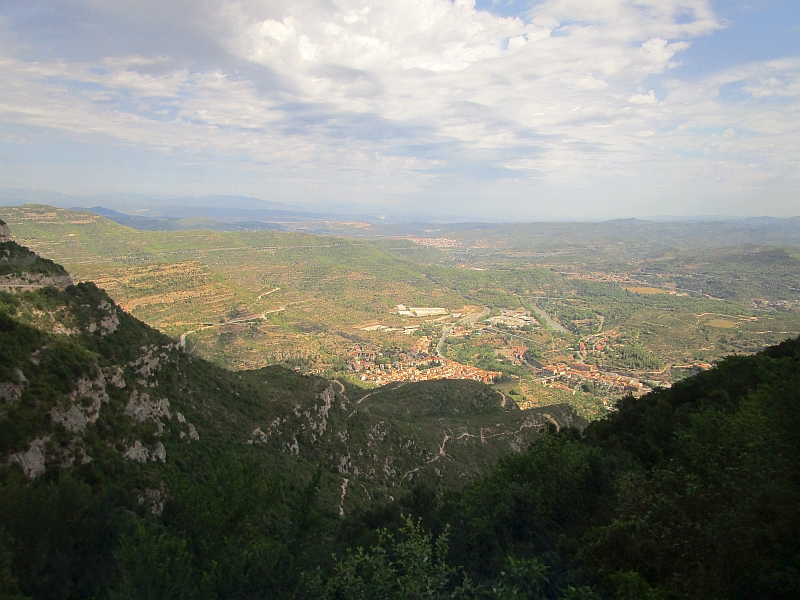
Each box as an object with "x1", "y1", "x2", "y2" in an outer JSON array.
[{"x1": 0, "y1": 0, "x2": 798, "y2": 220}]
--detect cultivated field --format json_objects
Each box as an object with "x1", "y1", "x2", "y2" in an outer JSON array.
[{"x1": 4, "y1": 204, "x2": 800, "y2": 420}]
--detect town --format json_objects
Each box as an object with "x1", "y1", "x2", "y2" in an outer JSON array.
[
  {"x1": 344, "y1": 304, "x2": 704, "y2": 402},
  {"x1": 346, "y1": 336, "x2": 501, "y2": 385}
]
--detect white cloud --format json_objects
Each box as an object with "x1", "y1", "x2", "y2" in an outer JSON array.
[
  {"x1": 628, "y1": 90, "x2": 658, "y2": 104},
  {"x1": 0, "y1": 0, "x2": 798, "y2": 217}
]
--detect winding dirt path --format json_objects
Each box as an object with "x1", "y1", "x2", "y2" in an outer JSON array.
[{"x1": 332, "y1": 379, "x2": 347, "y2": 400}]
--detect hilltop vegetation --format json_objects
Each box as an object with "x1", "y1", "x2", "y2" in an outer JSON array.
[{"x1": 0, "y1": 241, "x2": 68, "y2": 279}]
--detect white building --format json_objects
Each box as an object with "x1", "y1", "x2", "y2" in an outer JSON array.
[{"x1": 409, "y1": 307, "x2": 448, "y2": 317}]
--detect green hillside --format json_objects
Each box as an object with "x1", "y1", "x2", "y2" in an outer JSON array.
[
  {"x1": 0, "y1": 232, "x2": 799, "y2": 599},
  {"x1": 333, "y1": 338, "x2": 800, "y2": 600},
  {"x1": 4, "y1": 204, "x2": 800, "y2": 426},
  {"x1": 0, "y1": 242, "x2": 577, "y2": 598},
  {"x1": 0, "y1": 241, "x2": 68, "y2": 279}
]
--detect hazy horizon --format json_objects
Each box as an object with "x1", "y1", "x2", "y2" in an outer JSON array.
[
  {"x1": 2, "y1": 187, "x2": 800, "y2": 224},
  {"x1": 1, "y1": 1, "x2": 798, "y2": 220}
]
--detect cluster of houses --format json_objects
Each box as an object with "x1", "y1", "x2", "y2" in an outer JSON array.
[
  {"x1": 752, "y1": 298, "x2": 800, "y2": 312},
  {"x1": 406, "y1": 237, "x2": 462, "y2": 248},
  {"x1": 539, "y1": 362, "x2": 645, "y2": 393},
  {"x1": 357, "y1": 358, "x2": 500, "y2": 386},
  {"x1": 559, "y1": 270, "x2": 635, "y2": 283},
  {"x1": 495, "y1": 346, "x2": 528, "y2": 366},
  {"x1": 575, "y1": 333, "x2": 621, "y2": 357},
  {"x1": 346, "y1": 338, "x2": 501, "y2": 385}
]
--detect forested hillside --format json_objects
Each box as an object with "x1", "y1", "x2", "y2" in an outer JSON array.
[
  {"x1": 0, "y1": 241, "x2": 577, "y2": 599},
  {"x1": 0, "y1": 240, "x2": 798, "y2": 598}
]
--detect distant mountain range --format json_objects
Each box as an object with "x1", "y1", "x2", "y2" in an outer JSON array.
[
  {"x1": 5, "y1": 188, "x2": 796, "y2": 226},
  {"x1": 0, "y1": 189, "x2": 472, "y2": 223}
]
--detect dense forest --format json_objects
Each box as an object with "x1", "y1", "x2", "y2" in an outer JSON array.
[{"x1": 1, "y1": 240, "x2": 799, "y2": 599}]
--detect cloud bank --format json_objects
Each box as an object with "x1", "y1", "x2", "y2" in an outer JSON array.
[{"x1": 0, "y1": 0, "x2": 798, "y2": 218}]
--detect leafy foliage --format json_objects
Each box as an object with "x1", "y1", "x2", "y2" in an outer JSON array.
[
  {"x1": 606, "y1": 343, "x2": 663, "y2": 371},
  {"x1": 307, "y1": 516, "x2": 469, "y2": 600},
  {"x1": 0, "y1": 241, "x2": 67, "y2": 277}
]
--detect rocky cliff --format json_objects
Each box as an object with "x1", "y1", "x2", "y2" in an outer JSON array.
[
  {"x1": 0, "y1": 219, "x2": 11, "y2": 242},
  {"x1": 0, "y1": 234, "x2": 73, "y2": 290}
]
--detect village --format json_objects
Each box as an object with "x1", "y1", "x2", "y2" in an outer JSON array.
[
  {"x1": 537, "y1": 362, "x2": 646, "y2": 394},
  {"x1": 340, "y1": 300, "x2": 724, "y2": 411},
  {"x1": 346, "y1": 336, "x2": 501, "y2": 385}
]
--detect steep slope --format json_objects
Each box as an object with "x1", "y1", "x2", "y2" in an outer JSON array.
[
  {"x1": 0, "y1": 237, "x2": 72, "y2": 290},
  {"x1": 0, "y1": 240, "x2": 579, "y2": 598},
  {"x1": 419, "y1": 337, "x2": 800, "y2": 599}
]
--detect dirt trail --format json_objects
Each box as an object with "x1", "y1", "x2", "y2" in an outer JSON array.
[{"x1": 332, "y1": 379, "x2": 347, "y2": 400}]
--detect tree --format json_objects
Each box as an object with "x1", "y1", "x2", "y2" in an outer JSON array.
[{"x1": 309, "y1": 516, "x2": 472, "y2": 600}]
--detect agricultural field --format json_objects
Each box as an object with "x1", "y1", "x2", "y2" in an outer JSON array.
[{"x1": 3, "y1": 204, "x2": 800, "y2": 421}]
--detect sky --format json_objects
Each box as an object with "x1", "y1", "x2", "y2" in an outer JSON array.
[{"x1": 0, "y1": 0, "x2": 798, "y2": 220}]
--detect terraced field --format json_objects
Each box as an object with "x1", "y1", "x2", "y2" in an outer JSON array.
[
  {"x1": 1, "y1": 205, "x2": 468, "y2": 372},
  {"x1": 4, "y1": 204, "x2": 800, "y2": 421}
]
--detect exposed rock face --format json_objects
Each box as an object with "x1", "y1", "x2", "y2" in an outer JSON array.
[
  {"x1": 0, "y1": 220, "x2": 11, "y2": 242},
  {"x1": 0, "y1": 381, "x2": 24, "y2": 405},
  {"x1": 86, "y1": 300, "x2": 119, "y2": 335},
  {"x1": 9, "y1": 438, "x2": 47, "y2": 480},
  {"x1": 152, "y1": 442, "x2": 166, "y2": 462},
  {"x1": 0, "y1": 368, "x2": 27, "y2": 409},
  {"x1": 50, "y1": 405, "x2": 88, "y2": 434},
  {"x1": 124, "y1": 389, "x2": 170, "y2": 422},
  {"x1": 105, "y1": 366, "x2": 126, "y2": 389},
  {"x1": 50, "y1": 373, "x2": 110, "y2": 434},
  {"x1": 0, "y1": 272, "x2": 73, "y2": 291},
  {"x1": 130, "y1": 345, "x2": 168, "y2": 378},
  {"x1": 175, "y1": 412, "x2": 199, "y2": 441},
  {"x1": 248, "y1": 427, "x2": 268, "y2": 445},
  {"x1": 123, "y1": 441, "x2": 150, "y2": 463},
  {"x1": 123, "y1": 440, "x2": 166, "y2": 463},
  {"x1": 139, "y1": 485, "x2": 166, "y2": 516}
]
